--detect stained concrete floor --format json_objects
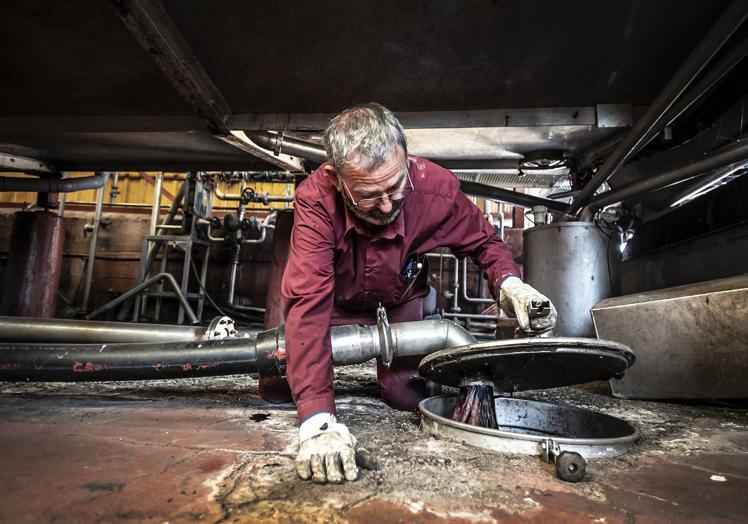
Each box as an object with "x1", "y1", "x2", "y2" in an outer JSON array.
[{"x1": 1, "y1": 362, "x2": 747, "y2": 523}]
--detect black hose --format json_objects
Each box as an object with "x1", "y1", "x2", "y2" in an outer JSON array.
[{"x1": 0, "y1": 337, "x2": 262, "y2": 382}]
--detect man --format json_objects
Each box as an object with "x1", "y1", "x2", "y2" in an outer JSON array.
[{"x1": 281, "y1": 103, "x2": 557, "y2": 484}]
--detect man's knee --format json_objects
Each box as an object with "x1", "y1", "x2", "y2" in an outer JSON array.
[
  {"x1": 258, "y1": 375, "x2": 294, "y2": 403},
  {"x1": 376, "y1": 356, "x2": 430, "y2": 410}
]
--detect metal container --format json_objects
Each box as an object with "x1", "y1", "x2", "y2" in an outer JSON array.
[
  {"x1": 524, "y1": 222, "x2": 619, "y2": 337},
  {"x1": 591, "y1": 275, "x2": 748, "y2": 399},
  {"x1": 0, "y1": 210, "x2": 65, "y2": 318},
  {"x1": 420, "y1": 395, "x2": 639, "y2": 459}
]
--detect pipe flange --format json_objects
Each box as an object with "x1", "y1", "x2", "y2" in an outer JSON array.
[
  {"x1": 376, "y1": 304, "x2": 395, "y2": 367},
  {"x1": 207, "y1": 316, "x2": 237, "y2": 340}
]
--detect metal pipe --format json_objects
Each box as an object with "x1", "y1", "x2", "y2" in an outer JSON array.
[
  {"x1": 655, "y1": 38, "x2": 748, "y2": 142},
  {"x1": 81, "y1": 172, "x2": 109, "y2": 312},
  {"x1": 227, "y1": 243, "x2": 241, "y2": 305},
  {"x1": 241, "y1": 212, "x2": 275, "y2": 245},
  {"x1": 586, "y1": 138, "x2": 748, "y2": 209},
  {"x1": 0, "y1": 315, "x2": 259, "y2": 344},
  {"x1": 110, "y1": 172, "x2": 120, "y2": 203},
  {"x1": 214, "y1": 186, "x2": 242, "y2": 201},
  {"x1": 246, "y1": 131, "x2": 327, "y2": 164},
  {"x1": 58, "y1": 172, "x2": 68, "y2": 217},
  {"x1": 148, "y1": 172, "x2": 164, "y2": 236},
  {"x1": 569, "y1": 0, "x2": 748, "y2": 214},
  {"x1": 0, "y1": 172, "x2": 108, "y2": 193},
  {"x1": 388, "y1": 318, "x2": 476, "y2": 358},
  {"x1": 90, "y1": 272, "x2": 199, "y2": 324},
  {"x1": 0, "y1": 318, "x2": 474, "y2": 382},
  {"x1": 462, "y1": 258, "x2": 494, "y2": 304},
  {"x1": 425, "y1": 253, "x2": 460, "y2": 312},
  {"x1": 460, "y1": 180, "x2": 569, "y2": 212}
]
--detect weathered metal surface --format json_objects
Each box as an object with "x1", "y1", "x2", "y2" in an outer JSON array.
[
  {"x1": 1, "y1": 375, "x2": 747, "y2": 523},
  {"x1": 524, "y1": 222, "x2": 620, "y2": 337},
  {"x1": 592, "y1": 274, "x2": 748, "y2": 399},
  {"x1": 420, "y1": 395, "x2": 639, "y2": 460},
  {"x1": 0, "y1": 210, "x2": 65, "y2": 317},
  {"x1": 418, "y1": 337, "x2": 634, "y2": 391}
]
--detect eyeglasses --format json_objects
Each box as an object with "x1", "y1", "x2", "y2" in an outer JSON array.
[{"x1": 339, "y1": 170, "x2": 414, "y2": 210}]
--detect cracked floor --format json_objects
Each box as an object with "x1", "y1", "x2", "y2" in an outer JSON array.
[{"x1": 1, "y1": 363, "x2": 747, "y2": 523}]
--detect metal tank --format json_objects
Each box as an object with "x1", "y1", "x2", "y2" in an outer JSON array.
[
  {"x1": 0, "y1": 210, "x2": 65, "y2": 318},
  {"x1": 523, "y1": 222, "x2": 619, "y2": 337}
]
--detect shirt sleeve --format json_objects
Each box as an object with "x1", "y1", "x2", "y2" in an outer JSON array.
[
  {"x1": 281, "y1": 190, "x2": 337, "y2": 421},
  {"x1": 435, "y1": 190, "x2": 521, "y2": 298}
]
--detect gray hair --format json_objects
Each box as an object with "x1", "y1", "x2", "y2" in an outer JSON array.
[{"x1": 323, "y1": 102, "x2": 408, "y2": 172}]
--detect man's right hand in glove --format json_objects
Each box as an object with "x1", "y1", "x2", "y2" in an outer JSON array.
[
  {"x1": 499, "y1": 276, "x2": 558, "y2": 334},
  {"x1": 296, "y1": 412, "x2": 376, "y2": 484}
]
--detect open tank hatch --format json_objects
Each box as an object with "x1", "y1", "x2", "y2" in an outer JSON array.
[{"x1": 418, "y1": 337, "x2": 639, "y2": 481}]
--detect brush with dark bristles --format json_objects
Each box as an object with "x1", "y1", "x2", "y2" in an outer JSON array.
[
  {"x1": 452, "y1": 380, "x2": 498, "y2": 429},
  {"x1": 452, "y1": 301, "x2": 552, "y2": 429}
]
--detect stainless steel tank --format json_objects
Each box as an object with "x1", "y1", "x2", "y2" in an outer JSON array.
[{"x1": 524, "y1": 222, "x2": 619, "y2": 337}]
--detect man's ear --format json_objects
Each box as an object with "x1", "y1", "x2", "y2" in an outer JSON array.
[{"x1": 324, "y1": 164, "x2": 340, "y2": 190}]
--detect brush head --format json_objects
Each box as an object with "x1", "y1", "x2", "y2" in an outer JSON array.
[{"x1": 452, "y1": 383, "x2": 498, "y2": 429}]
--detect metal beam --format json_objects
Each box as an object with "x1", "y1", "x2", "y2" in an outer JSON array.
[
  {"x1": 228, "y1": 106, "x2": 611, "y2": 131},
  {"x1": 568, "y1": 0, "x2": 748, "y2": 215},
  {"x1": 0, "y1": 152, "x2": 54, "y2": 174},
  {"x1": 108, "y1": 0, "x2": 301, "y2": 170},
  {"x1": 109, "y1": 0, "x2": 229, "y2": 133}
]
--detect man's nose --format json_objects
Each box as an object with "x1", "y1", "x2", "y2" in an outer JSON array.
[{"x1": 377, "y1": 196, "x2": 393, "y2": 213}]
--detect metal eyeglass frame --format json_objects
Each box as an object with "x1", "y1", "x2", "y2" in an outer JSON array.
[{"x1": 340, "y1": 170, "x2": 414, "y2": 209}]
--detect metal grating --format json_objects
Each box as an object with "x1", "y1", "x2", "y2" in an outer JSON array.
[{"x1": 454, "y1": 170, "x2": 570, "y2": 189}]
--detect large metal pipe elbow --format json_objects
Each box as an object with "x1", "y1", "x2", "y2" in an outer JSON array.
[{"x1": 390, "y1": 319, "x2": 476, "y2": 359}]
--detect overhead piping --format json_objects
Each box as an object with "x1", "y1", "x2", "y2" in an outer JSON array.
[
  {"x1": 568, "y1": 0, "x2": 748, "y2": 214},
  {"x1": 459, "y1": 181, "x2": 568, "y2": 211},
  {"x1": 0, "y1": 172, "x2": 108, "y2": 193},
  {"x1": 585, "y1": 139, "x2": 748, "y2": 209},
  {"x1": 245, "y1": 131, "x2": 328, "y2": 164},
  {"x1": 242, "y1": 132, "x2": 565, "y2": 210}
]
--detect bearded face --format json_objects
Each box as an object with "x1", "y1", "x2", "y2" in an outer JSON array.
[{"x1": 337, "y1": 176, "x2": 407, "y2": 226}]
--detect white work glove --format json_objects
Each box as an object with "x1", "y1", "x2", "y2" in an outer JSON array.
[
  {"x1": 499, "y1": 276, "x2": 558, "y2": 334},
  {"x1": 296, "y1": 413, "x2": 377, "y2": 484}
]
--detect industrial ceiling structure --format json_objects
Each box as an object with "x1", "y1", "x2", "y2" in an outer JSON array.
[{"x1": 0, "y1": 0, "x2": 734, "y2": 176}]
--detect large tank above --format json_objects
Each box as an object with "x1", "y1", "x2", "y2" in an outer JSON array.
[{"x1": 524, "y1": 222, "x2": 620, "y2": 337}]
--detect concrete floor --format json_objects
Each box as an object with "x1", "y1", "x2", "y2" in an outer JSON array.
[{"x1": 1, "y1": 363, "x2": 747, "y2": 523}]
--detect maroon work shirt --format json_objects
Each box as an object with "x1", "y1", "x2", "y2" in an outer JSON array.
[{"x1": 281, "y1": 156, "x2": 520, "y2": 420}]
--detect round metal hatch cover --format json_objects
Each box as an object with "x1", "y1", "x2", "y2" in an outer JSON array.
[{"x1": 418, "y1": 337, "x2": 635, "y2": 391}]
